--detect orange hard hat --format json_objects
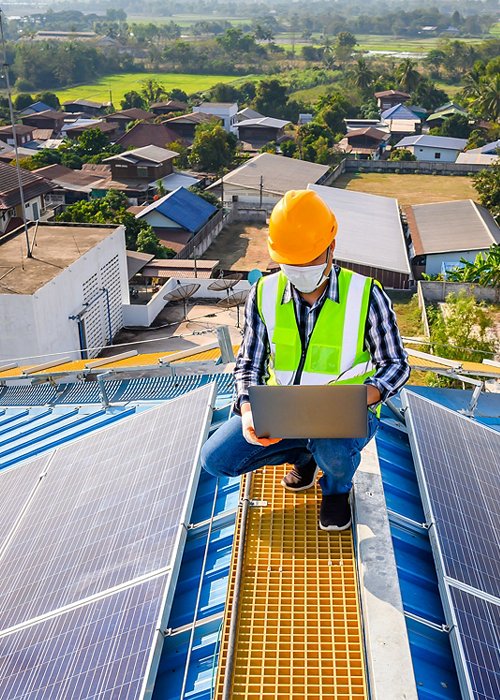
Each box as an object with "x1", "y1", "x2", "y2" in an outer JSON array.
[{"x1": 268, "y1": 189, "x2": 338, "y2": 264}]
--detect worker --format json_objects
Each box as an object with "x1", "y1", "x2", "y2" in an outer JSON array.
[{"x1": 201, "y1": 189, "x2": 410, "y2": 531}]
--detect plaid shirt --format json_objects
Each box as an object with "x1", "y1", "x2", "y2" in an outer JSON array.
[{"x1": 234, "y1": 266, "x2": 410, "y2": 410}]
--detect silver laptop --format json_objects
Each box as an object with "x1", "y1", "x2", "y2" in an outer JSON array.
[{"x1": 248, "y1": 385, "x2": 368, "y2": 439}]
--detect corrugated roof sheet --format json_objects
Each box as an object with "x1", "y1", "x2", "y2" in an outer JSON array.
[
  {"x1": 410, "y1": 199, "x2": 500, "y2": 255},
  {"x1": 137, "y1": 187, "x2": 217, "y2": 233},
  {"x1": 397, "y1": 135, "x2": 467, "y2": 151},
  {"x1": 382, "y1": 104, "x2": 421, "y2": 121},
  {"x1": 310, "y1": 184, "x2": 411, "y2": 274}
]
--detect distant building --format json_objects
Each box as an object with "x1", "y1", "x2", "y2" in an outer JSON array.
[
  {"x1": 19, "y1": 101, "x2": 53, "y2": 116},
  {"x1": 207, "y1": 152, "x2": 333, "y2": 207},
  {"x1": 425, "y1": 102, "x2": 468, "y2": 129},
  {"x1": 162, "y1": 112, "x2": 221, "y2": 143},
  {"x1": 0, "y1": 162, "x2": 53, "y2": 232},
  {"x1": 62, "y1": 120, "x2": 120, "y2": 141},
  {"x1": 150, "y1": 100, "x2": 188, "y2": 117},
  {"x1": 298, "y1": 113, "x2": 313, "y2": 125},
  {"x1": 0, "y1": 222, "x2": 128, "y2": 363},
  {"x1": 337, "y1": 127, "x2": 390, "y2": 159},
  {"x1": 467, "y1": 139, "x2": 500, "y2": 156},
  {"x1": 116, "y1": 122, "x2": 178, "y2": 151},
  {"x1": 310, "y1": 184, "x2": 411, "y2": 289},
  {"x1": 20, "y1": 110, "x2": 66, "y2": 133},
  {"x1": 236, "y1": 117, "x2": 290, "y2": 152},
  {"x1": 0, "y1": 125, "x2": 35, "y2": 147},
  {"x1": 34, "y1": 164, "x2": 107, "y2": 206},
  {"x1": 236, "y1": 107, "x2": 264, "y2": 123},
  {"x1": 407, "y1": 199, "x2": 500, "y2": 277},
  {"x1": 103, "y1": 108, "x2": 155, "y2": 134},
  {"x1": 63, "y1": 99, "x2": 110, "y2": 116},
  {"x1": 193, "y1": 102, "x2": 238, "y2": 133},
  {"x1": 455, "y1": 152, "x2": 499, "y2": 166},
  {"x1": 396, "y1": 135, "x2": 467, "y2": 162},
  {"x1": 134, "y1": 186, "x2": 217, "y2": 252},
  {"x1": 374, "y1": 90, "x2": 411, "y2": 111}
]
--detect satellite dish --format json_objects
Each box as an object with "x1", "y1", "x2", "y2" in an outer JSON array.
[
  {"x1": 216, "y1": 290, "x2": 249, "y2": 328},
  {"x1": 208, "y1": 272, "x2": 243, "y2": 296},
  {"x1": 248, "y1": 269, "x2": 263, "y2": 286},
  {"x1": 164, "y1": 283, "x2": 200, "y2": 320}
]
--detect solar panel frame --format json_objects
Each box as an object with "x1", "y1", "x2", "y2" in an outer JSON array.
[
  {"x1": 402, "y1": 390, "x2": 500, "y2": 599},
  {"x1": 447, "y1": 584, "x2": 500, "y2": 700}
]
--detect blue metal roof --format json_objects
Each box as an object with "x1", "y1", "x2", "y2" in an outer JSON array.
[
  {"x1": 137, "y1": 187, "x2": 217, "y2": 233},
  {"x1": 382, "y1": 103, "x2": 421, "y2": 120},
  {"x1": 20, "y1": 101, "x2": 52, "y2": 114}
]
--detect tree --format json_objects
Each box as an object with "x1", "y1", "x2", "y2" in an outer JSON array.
[
  {"x1": 74, "y1": 128, "x2": 114, "y2": 157},
  {"x1": 209, "y1": 82, "x2": 240, "y2": 103},
  {"x1": 396, "y1": 59, "x2": 420, "y2": 93},
  {"x1": 189, "y1": 122, "x2": 237, "y2": 171},
  {"x1": 447, "y1": 245, "x2": 500, "y2": 290},
  {"x1": 389, "y1": 148, "x2": 416, "y2": 161},
  {"x1": 169, "y1": 88, "x2": 188, "y2": 103},
  {"x1": 334, "y1": 32, "x2": 357, "y2": 64},
  {"x1": 473, "y1": 74, "x2": 500, "y2": 122},
  {"x1": 136, "y1": 226, "x2": 173, "y2": 258},
  {"x1": 140, "y1": 79, "x2": 166, "y2": 106},
  {"x1": 13, "y1": 93, "x2": 33, "y2": 111},
  {"x1": 410, "y1": 79, "x2": 449, "y2": 111},
  {"x1": 168, "y1": 140, "x2": 190, "y2": 168},
  {"x1": 34, "y1": 91, "x2": 60, "y2": 109},
  {"x1": 473, "y1": 161, "x2": 500, "y2": 223},
  {"x1": 350, "y1": 58, "x2": 373, "y2": 95},
  {"x1": 254, "y1": 79, "x2": 289, "y2": 119},
  {"x1": 121, "y1": 91, "x2": 146, "y2": 110}
]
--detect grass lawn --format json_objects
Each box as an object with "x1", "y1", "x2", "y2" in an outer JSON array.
[
  {"x1": 334, "y1": 173, "x2": 477, "y2": 206},
  {"x1": 289, "y1": 84, "x2": 335, "y2": 102},
  {"x1": 54, "y1": 72, "x2": 259, "y2": 106}
]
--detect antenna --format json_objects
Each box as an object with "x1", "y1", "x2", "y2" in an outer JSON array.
[
  {"x1": 0, "y1": 9, "x2": 32, "y2": 258},
  {"x1": 208, "y1": 272, "x2": 242, "y2": 297},
  {"x1": 216, "y1": 290, "x2": 249, "y2": 328},
  {"x1": 163, "y1": 282, "x2": 200, "y2": 320}
]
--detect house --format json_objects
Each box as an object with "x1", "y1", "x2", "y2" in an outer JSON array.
[
  {"x1": 381, "y1": 104, "x2": 421, "y2": 139},
  {"x1": 236, "y1": 107, "x2": 264, "y2": 123},
  {"x1": 103, "y1": 145, "x2": 179, "y2": 182},
  {"x1": 18, "y1": 101, "x2": 53, "y2": 116},
  {"x1": 20, "y1": 110, "x2": 66, "y2": 134},
  {"x1": 115, "y1": 122, "x2": 178, "y2": 151},
  {"x1": 134, "y1": 186, "x2": 217, "y2": 252},
  {"x1": 425, "y1": 102, "x2": 468, "y2": 128},
  {"x1": 34, "y1": 164, "x2": 107, "y2": 206},
  {"x1": 63, "y1": 99, "x2": 110, "y2": 116},
  {"x1": 337, "y1": 127, "x2": 390, "y2": 159},
  {"x1": 396, "y1": 134, "x2": 467, "y2": 162},
  {"x1": 0, "y1": 124, "x2": 35, "y2": 147},
  {"x1": 103, "y1": 108, "x2": 155, "y2": 133},
  {"x1": 0, "y1": 146, "x2": 39, "y2": 163},
  {"x1": 206, "y1": 152, "x2": 333, "y2": 208},
  {"x1": 162, "y1": 111, "x2": 221, "y2": 143},
  {"x1": 193, "y1": 102, "x2": 238, "y2": 133},
  {"x1": 406, "y1": 199, "x2": 500, "y2": 277},
  {"x1": 62, "y1": 120, "x2": 120, "y2": 141},
  {"x1": 236, "y1": 117, "x2": 290, "y2": 152},
  {"x1": 374, "y1": 90, "x2": 410, "y2": 111},
  {"x1": 150, "y1": 100, "x2": 188, "y2": 117},
  {"x1": 455, "y1": 152, "x2": 499, "y2": 166},
  {"x1": 0, "y1": 222, "x2": 128, "y2": 362},
  {"x1": 0, "y1": 162, "x2": 54, "y2": 232},
  {"x1": 345, "y1": 118, "x2": 381, "y2": 131},
  {"x1": 298, "y1": 113, "x2": 313, "y2": 125},
  {"x1": 32, "y1": 30, "x2": 99, "y2": 42},
  {"x1": 467, "y1": 139, "x2": 500, "y2": 156},
  {"x1": 309, "y1": 184, "x2": 412, "y2": 288}
]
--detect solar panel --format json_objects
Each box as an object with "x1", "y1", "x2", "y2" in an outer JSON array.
[
  {"x1": 0, "y1": 456, "x2": 50, "y2": 549},
  {"x1": 0, "y1": 383, "x2": 215, "y2": 628},
  {"x1": 403, "y1": 391, "x2": 500, "y2": 598},
  {"x1": 448, "y1": 585, "x2": 500, "y2": 700},
  {"x1": 0, "y1": 574, "x2": 169, "y2": 700}
]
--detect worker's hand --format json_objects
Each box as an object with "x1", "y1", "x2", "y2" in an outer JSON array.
[{"x1": 241, "y1": 403, "x2": 282, "y2": 447}]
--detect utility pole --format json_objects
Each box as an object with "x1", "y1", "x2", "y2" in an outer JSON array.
[
  {"x1": 259, "y1": 175, "x2": 263, "y2": 208},
  {"x1": 0, "y1": 9, "x2": 32, "y2": 257}
]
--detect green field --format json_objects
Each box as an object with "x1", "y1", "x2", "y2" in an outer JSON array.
[
  {"x1": 54, "y1": 72, "x2": 255, "y2": 106},
  {"x1": 127, "y1": 14, "x2": 250, "y2": 27}
]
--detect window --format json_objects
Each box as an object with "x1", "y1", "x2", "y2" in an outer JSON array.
[
  {"x1": 137, "y1": 166, "x2": 148, "y2": 178},
  {"x1": 434, "y1": 152, "x2": 441, "y2": 159}
]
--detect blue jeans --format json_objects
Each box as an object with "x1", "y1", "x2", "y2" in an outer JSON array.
[{"x1": 201, "y1": 411, "x2": 379, "y2": 495}]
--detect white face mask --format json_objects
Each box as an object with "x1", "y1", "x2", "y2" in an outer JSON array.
[{"x1": 281, "y1": 250, "x2": 330, "y2": 294}]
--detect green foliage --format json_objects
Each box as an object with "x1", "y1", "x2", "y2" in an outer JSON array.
[
  {"x1": 120, "y1": 91, "x2": 146, "y2": 110},
  {"x1": 466, "y1": 128, "x2": 487, "y2": 151},
  {"x1": 169, "y1": 88, "x2": 188, "y2": 103},
  {"x1": 189, "y1": 122, "x2": 237, "y2": 171},
  {"x1": 446, "y1": 246, "x2": 500, "y2": 289},
  {"x1": 396, "y1": 59, "x2": 421, "y2": 93},
  {"x1": 254, "y1": 79, "x2": 288, "y2": 119},
  {"x1": 432, "y1": 114, "x2": 471, "y2": 139},
  {"x1": 168, "y1": 140, "x2": 190, "y2": 169},
  {"x1": 13, "y1": 93, "x2": 33, "y2": 111},
  {"x1": 410, "y1": 79, "x2": 449, "y2": 111},
  {"x1": 473, "y1": 162, "x2": 500, "y2": 223},
  {"x1": 334, "y1": 32, "x2": 357, "y2": 63},
  {"x1": 428, "y1": 292, "x2": 497, "y2": 386},
  {"x1": 136, "y1": 226, "x2": 173, "y2": 258},
  {"x1": 34, "y1": 91, "x2": 60, "y2": 109},
  {"x1": 389, "y1": 148, "x2": 416, "y2": 161},
  {"x1": 209, "y1": 82, "x2": 240, "y2": 103},
  {"x1": 140, "y1": 79, "x2": 167, "y2": 106},
  {"x1": 189, "y1": 187, "x2": 222, "y2": 209}
]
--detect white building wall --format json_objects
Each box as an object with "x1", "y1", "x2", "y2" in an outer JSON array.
[
  {"x1": 142, "y1": 211, "x2": 178, "y2": 229},
  {"x1": 410, "y1": 145, "x2": 459, "y2": 162},
  {"x1": 193, "y1": 104, "x2": 238, "y2": 133},
  {"x1": 0, "y1": 226, "x2": 129, "y2": 364},
  {"x1": 425, "y1": 249, "x2": 485, "y2": 276}
]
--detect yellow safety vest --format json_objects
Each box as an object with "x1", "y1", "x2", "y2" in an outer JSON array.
[{"x1": 256, "y1": 268, "x2": 379, "y2": 390}]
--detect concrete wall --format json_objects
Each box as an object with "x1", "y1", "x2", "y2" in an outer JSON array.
[
  {"x1": 0, "y1": 227, "x2": 129, "y2": 364},
  {"x1": 425, "y1": 250, "x2": 484, "y2": 276},
  {"x1": 419, "y1": 280, "x2": 499, "y2": 303},
  {"x1": 122, "y1": 277, "x2": 177, "y2": 327},
  {"x1": 344, "y1": 159, "x2": 486, "y2": 175},
  {"x1": 410, "y1": 145, "x2": 458, "y2": 162}
]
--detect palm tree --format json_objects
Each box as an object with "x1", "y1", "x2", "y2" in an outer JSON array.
[
  {"x1": 396, "y1": 59, "x2": 420, "y2": 93},
  {"x1": 140, "y1": 78, "x2": 167, "y2": 106},
  {"x1": 351, "y1": 58, "x2": 374, "y2": 95},
  {"x1": 473, "y1": 75, "x2": 500, "y2": 122}
]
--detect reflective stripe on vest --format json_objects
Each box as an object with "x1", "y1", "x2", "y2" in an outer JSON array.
[{"x1": 257, "y1": 268, "x2": 375, "y2": 387}]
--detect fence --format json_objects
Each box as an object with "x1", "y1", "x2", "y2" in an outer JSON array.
[
  {"x1": 343, "y1": 159, "x2": 487, "y2": 175},
  {"x1": 175, "y1": 208, "x2": 230, "y2": 260},
  {"x1": 418, "y1": 280, "x2": 499, "y2": 304}
]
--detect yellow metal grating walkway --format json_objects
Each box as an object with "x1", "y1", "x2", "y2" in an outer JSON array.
[{"x1": 215, "y1": 465, "x2": 367, "y2": 700}]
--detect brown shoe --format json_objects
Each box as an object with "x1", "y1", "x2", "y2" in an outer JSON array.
[{"x1": 281, "y1": 458, "x2": 318, "y2": 492}]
